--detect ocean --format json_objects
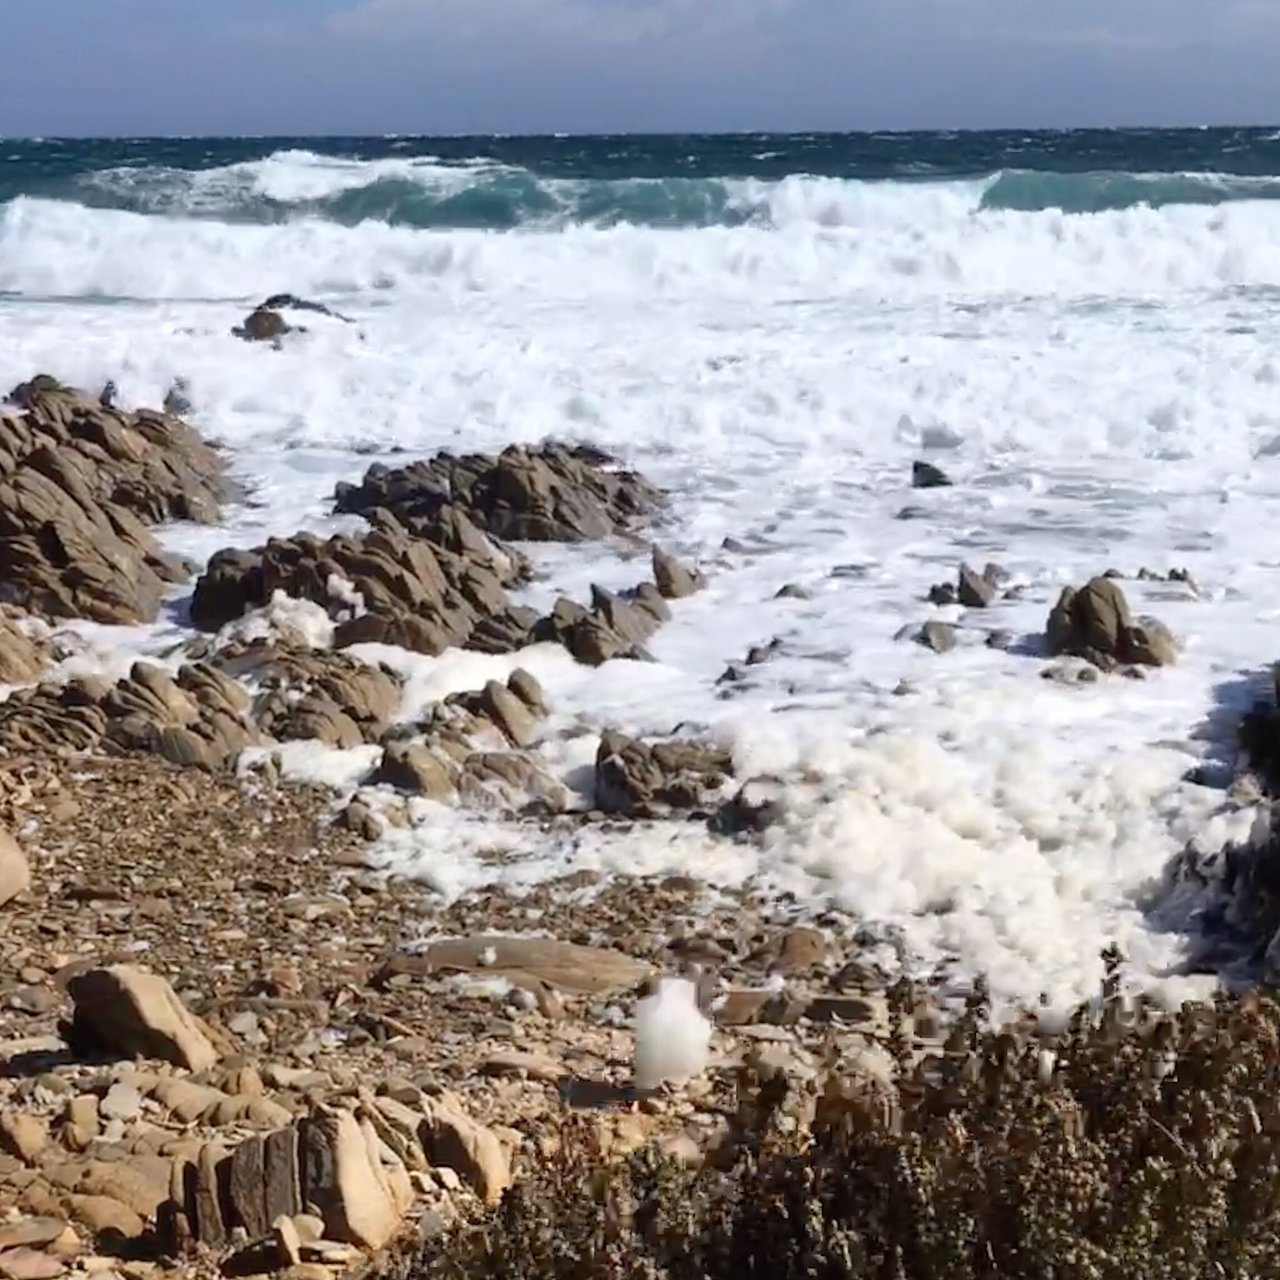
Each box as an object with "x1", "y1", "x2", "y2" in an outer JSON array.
[{"x1": 5, "y1": 128, "x2": 1280, "y2": 1016}]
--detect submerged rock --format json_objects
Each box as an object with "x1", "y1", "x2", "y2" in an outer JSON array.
[{"x1": 911, "y1": 460, "x2": 952, "y2": 489}]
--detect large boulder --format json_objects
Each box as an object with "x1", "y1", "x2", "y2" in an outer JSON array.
[
  {"x1": 0, "y1": 378, "x2": 230, "y2": 625},
  {"x1": 66, "y1": 965, "x2": 224, "y2": 1071},
  {"x1": 334, "y1": 443, "x2": 662, "y2": 543},
  {"x1": 1046, "y1": 577, "x2": 1177, "y2": 670}
]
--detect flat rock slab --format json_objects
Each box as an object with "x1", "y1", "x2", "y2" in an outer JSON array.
[{"x1": 375, "y1": 936, "x2": 653, "y2": 997}]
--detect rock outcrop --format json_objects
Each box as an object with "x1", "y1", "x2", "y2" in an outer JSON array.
[
  {"x1": 1045, "y1": 577, "x2": 1177, "y2": 670},
  {"x1": 334, "y1": 443, "x2": 662, "y2": 544},
  {"x1": 370, "y1": 669, "x2": 564, "y2": 812},
  {"x1": 0, "y1": 377, "x2": 229, "y2": 626},
  {"x1": 0, "y1": 661, "x2": 258, "y2": 768},
  {"x1": 594, "y1": 731, "x2": 733, "y2": 818},
  {"x1": 535, "y1": 584, "x2": 670, "y2": 666},
  {"x1": 191, "y1": 519, "x2": 527, "y2": 656}
]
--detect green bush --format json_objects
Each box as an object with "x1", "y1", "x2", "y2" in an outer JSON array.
[{"x1": 410, "y1": 966, "x2": 1280, "y2": 1280}]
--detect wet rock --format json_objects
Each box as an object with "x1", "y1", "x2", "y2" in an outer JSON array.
[
  {"x1": 0, "y1": 830, "x2": 30, "y2": 907},
  {"x1": 1045, "y1": 577, "x2": 1177, "y2": 669},
  {"x1": 957, "y1": 563, "x2": 996, "y2": 608},
  {"x1": 374, "y1": 743, "x2": 452, "y2": 799},
  {"x1": 915, "y1": 620, "x2": 957, "y2": 653},
  {"x1": 221, "y1": 646, "x2": 401, "y2": 748},
  {"x1": 334, "y1": 443, "x2": 661, "y2": 544},
  {"x1": 911, "y1": 460, "x2": 952, "y2": 489},
  {"x1": 66, "y1": 965, "x2": 223, "y2": 1072},
  {"x1": 652, "y1": 546, "x2": 702, "y2": 600},
  {"x1": 0, "y1": 378, "x2": 229, "y2": 626},
  {"x1": 594, "y1": 730, "x2": 733, "y2": 818},
  {"x1": 711, "y1": 776, "x2": 787, "y2": 834},
  {"x1": 232, "y1": 308, "x2": 294, "y2": 344},
  {"x1": 774, "y1": 583, "x2": 810, "y2": 600},
  {"x1": 536, "y1": 584, "x2": 669, "y2": 667},
  {"x1": 192, "y1": 520, "x2": 523, "y2": 659}
]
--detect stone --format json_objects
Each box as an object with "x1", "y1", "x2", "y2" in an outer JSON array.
[
  {"x1": 911, "y1": 460, "x2": 952, "y2": 489},
  {"x1": 0, "y1": 1250, "x2": 64, "y2": 1280},
  {"x1": 915, "y1": 621, "x2": 956, "y2": 654},
  {"x1": 273, "y1": 1216, "x2": 303, "y2": 1268},
  {"x1": 1045, "y1": 577, "x2": 1176, "y2": 669},
  {"x1": 478, "y1": 680, "x2": 538, "y2": 748},
  {"x1": 0, "y1": 1221, "x2": 69, "y2": 1252},
  {"x1": 66, "y1": 1197, "x2": 143, "y2": 1240},
  {"x1": 375, "y1": 935, "x2": 653, "y2": 997},
  {"x1": 192, "y1": 1144, "x2": 229, "y2": 1249},
  {"x1": 298, "y1": 1107, "x2": 403, "y2": 1250},
  {"x1": 957, "y1": 563, "x2": 995, "y2": 608},
  {"x1": 99, "y1": 1084, "x2": 143, "y2": 1124},
  {"x1": 67, "y1": 966, "x2": 222, "y2": 1072},
  {"x1": 652, "y1": 546, "x2": 701, "y2": 599},
  {"x1": 0, "y1": 831, "x2": 31, "y2": 907},
  {"x1": 594, "y1": 730, "x2": 732, "y2": 818},
  {"x1": 0, "y1": 1113, "x2": 48, "y2": 1163},
  {"x1": 262, "y1": 1126, "x2": 302, "y2": 1225},
  {"x1": 418, "y1": 1099, "x2": 510, "y2": 1205},
  {"x1": 375, "y1": 742, "x2": 453, "y2": 798},
  {"x1": 228, "y1": 1136, "x2": 269, "y2": 1240},
  {"x1": 0, "y1": 379, "x2": 228, "y2": 627}
]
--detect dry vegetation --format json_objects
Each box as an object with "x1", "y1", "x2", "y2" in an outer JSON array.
[{"x1": 406, "y1": 956, "x2": 1280, "y2": 1280}]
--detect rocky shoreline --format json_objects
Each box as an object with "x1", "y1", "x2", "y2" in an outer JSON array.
[{"x1": 2, "y1": 370, "x2": 1278, "y2": 1277}]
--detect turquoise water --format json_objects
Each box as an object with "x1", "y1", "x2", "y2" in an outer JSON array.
[{"x1": 5, "y1": 129, "x2": 1280, "y2": 227}]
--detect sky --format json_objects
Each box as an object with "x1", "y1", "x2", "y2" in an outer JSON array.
[{"x1": 2, "y1": 0, "x2": 1278, "y2": 136}]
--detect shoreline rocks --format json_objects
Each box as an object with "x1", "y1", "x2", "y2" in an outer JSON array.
[
  {"x1": 0, "y1": 377, "x2": 231, "y2": 627},
  {"x1": 1045, "y1": 576, "x2": 1177, "y2": 670}
]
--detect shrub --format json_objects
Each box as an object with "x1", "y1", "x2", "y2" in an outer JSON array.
[{"x1": 407, "y1": 963, "x2": 1280, "y2": 1280}]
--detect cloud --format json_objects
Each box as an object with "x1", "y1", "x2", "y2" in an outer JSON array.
[
  {"x1": 325, "y1": 0, "x2": 794, "y2": 48},
  {"x1": 328, "y1": 0, "x2": 676, "y2": 44}
]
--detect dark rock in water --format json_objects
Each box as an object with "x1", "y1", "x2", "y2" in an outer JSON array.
[
  {"x1": 232, "y1": 308, "x2": 296, "y2": 343},
  {"x1": 191, "y1": 514, "x2": 527, "y2": 654},
  {"x1": 927, "y1": 582, "x2": 958, "y2": 606},
  {"x1": 915, "y1": 621, "x2": 957, "y2": 653},
  {"x1": 774, "y1": 583, "x2": 809, "y2": 600},
  {"x1": 985, "y1": 630, "x2": 1015, "y2": 651},
  {"x1": 895, "y1": 505, "x2": 930, "y2": 521},
  {"x1": 721, "y1": 536, "x2": 750, "y2": 553},
  {"x1": 652, "y1": 545, "x2": 702, "y2": 600},
  {"x1": 711, "y1": 776, "x2": 786, "y2": 835},
  {"x1": 534, "y1": 583, "x2": 668, "y2": 667},
  {"x1": 163, "y1": 378, "x2": 193, "y2": 417},
  {"x1": 334, "y1": 443, "x2": 661, "y2": 544},
  {"x1": 957, "y1": 563, "x2": 996, "y2": 608},
  {"x1": 594, "y1": 729, "x2": 732, "y2": 818},
  {"x1": 260, "y1": 294, "x2": 351, "y2": 323},
  {"x1": 912, "y1": 461, "x2": 952, "y2": 490},
  {"x1": 1045, "y1": 577, "x2": 1177, "y2": 670}
]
